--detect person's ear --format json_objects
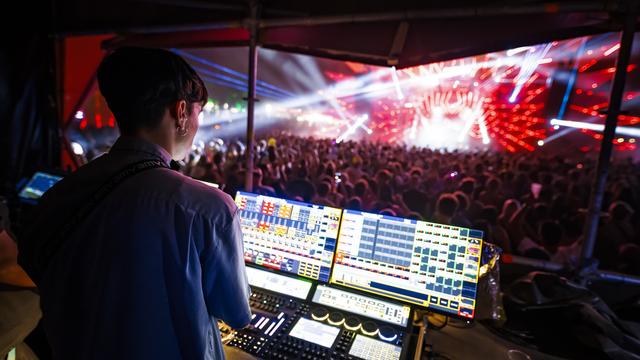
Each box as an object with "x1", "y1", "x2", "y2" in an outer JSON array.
[{"x1": 173, "y1": 100, "x2": 188, "y2": 131}]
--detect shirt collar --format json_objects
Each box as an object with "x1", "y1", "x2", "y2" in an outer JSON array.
[{"x1": 110, "y1": 136, "x2": 173, "y2": 165}]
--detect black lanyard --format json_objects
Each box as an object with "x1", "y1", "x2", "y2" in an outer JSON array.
[{"x1": 34, "y1": 159, "x2": 169, "y2": 282}]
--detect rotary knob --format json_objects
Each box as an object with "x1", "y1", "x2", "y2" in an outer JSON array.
[
  {"x1": 378, "y1": 326, "x2": 398, "y2": 342},
  {"x1": 328, "y1": 311, "x2": 345, "y2": 326},
  {"x1": 311, "y1": 307, "x2": 329, "y2": 321},
  {"x1": 361, "y1": 321, "x2": 379, "y2": 336},
  {"x1": 344, "y1": 316, "x2": 362, "y2": 331}
]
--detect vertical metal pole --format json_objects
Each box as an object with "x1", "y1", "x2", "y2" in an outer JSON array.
[
  {"x1": 579, "y1": 9, "x2": 636, "y2": 268},
  {"x1": 54, "y1": 37, "x2": 66, "y2": 168},
  {"x1": 245, "y1": 1, "x2": 258, "y2": 192}
]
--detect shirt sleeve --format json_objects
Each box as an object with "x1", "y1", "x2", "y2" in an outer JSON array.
[{"x1": 202, "y1": 211, "x2": 252, "y2": 329}]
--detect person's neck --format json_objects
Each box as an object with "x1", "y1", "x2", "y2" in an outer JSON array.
[{"x1": 129, "y1": 130, "x2": 174, "y2": 158}]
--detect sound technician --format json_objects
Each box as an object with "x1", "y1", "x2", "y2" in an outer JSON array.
[{"x1": 19, "y1": 47, "x2": 251, "y2": 359}]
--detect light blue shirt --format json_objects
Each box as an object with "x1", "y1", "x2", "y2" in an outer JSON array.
[{"x1": 19, "y1": 137, "x2": 251, "y2": 359}]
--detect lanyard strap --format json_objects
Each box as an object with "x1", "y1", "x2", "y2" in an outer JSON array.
[{"x1": 35, "y1": 159, "x2": 169, "y2": 280}]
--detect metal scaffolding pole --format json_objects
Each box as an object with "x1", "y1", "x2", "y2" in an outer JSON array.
[
  {"x1": 244, "y1": 1, "x2": 259, "y2": 192},
  {"x1": 579, "y1": 8, "x2": 636, "y2": 269},
  {"x1": 595, "y1": 270, "x2": 640, "y2": 286}
]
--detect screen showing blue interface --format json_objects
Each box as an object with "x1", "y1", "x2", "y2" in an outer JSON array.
[
  {"x1": 235, "y1": 192, "x2": 342, "y2": 282},
  {"x1": 331, "y1": 210, "x2": 483, "y2": 319},
  {"x1": 18, "y1": 172, "x2": 63, "y2": 201}
]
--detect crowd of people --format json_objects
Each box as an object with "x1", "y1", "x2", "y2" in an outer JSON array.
[{"x1": 183, "y1": 133, "x2": 640, "y2": 275}]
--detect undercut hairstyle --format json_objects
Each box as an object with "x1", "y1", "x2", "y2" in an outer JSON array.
[{"x1": 97, "y1": 47, "x2": 208, "y2": 134}]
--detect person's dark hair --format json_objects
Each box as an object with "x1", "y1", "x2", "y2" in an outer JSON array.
[
  {"x1": 436, "y1": 194, "x2": 459, "y2": 218},
  {"x1": 267, "y1": 146, "x2": 277, "y2": 163},
  {"x1": 317, "y1": 182, "x2": 331, "y2": 197},
  {"x1": 97, "y1": 47, "x2": 208, "y2": 134},
  {"x1": 196, "y1": 156, "x2": 209, "y2": 166},
  {"x1": 485, "y1": 177, "x2": 501, "y2": 190},
  {"x1": 409, "y1": 167, "x2": 423, "y2": 178},
  {"x1": 480, "y1": 205, "x2": 499, "y2": 225},
  {"x1": 213, "y1": 152, "x2": 223, "y2": 166},
  {"x1": 296, "y1": 166, "x2": 308, "y2": 179},
  {"x1": 378, "y1": 184, "x2": 393, "y2": 202},
  {"x1": 325, "y1": 162, "x2": 336, "y2": 177},
  {"x1": 354, "y1": 180, "x2": 369, "y2": 197},
  {"x1": 609, "y1": 201, "x2": 634, "y2": 221},
  {"x1": 618, "y1": 244, "x2": 640, "y2": 275},
  {"x1": 346, "y1": 196, "x2": 362, "y2": 211},
  {"x1": 379, "y1": 208, "x2": 397, "y2": 217},
  {"x1": 406, "y1": 212, "x2": 423, "y2": 221},
  {"x1": 453, "y1": 191, "x2": 469, "y2": 212},
  {"x1": 459, "y1": 177, "x2": 476, "y2": 196},
  {"x1": 472, "y1": 219, "x2": 492, "y2": 243}
]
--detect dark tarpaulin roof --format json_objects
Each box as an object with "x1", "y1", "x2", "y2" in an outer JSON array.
[{"x1": 56, "y1": 0, "x2": 629, "y2": 67}]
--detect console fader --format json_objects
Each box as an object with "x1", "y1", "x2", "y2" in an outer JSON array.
[
  {"x1": 221, "y1": 192, "x2": 484, "y2": 360},
  {"x1": 220, "y1": 268, "x2": 415, "y2": 360}
]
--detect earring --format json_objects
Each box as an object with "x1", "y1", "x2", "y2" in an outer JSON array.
[{"x1": 178, "y1": 119, "x2": 189, "y2": 137}]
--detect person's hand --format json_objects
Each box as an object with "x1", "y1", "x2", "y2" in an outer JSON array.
[{"x1": 0, "y1": 230, "x2": 35, "y2": 287}]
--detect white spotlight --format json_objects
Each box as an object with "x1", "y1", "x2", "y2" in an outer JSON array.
[
  {"x1": 336, "y1": 114, "x2": 369, "y2": 143},
  {"x1": 71, "y1": 142, "x2": 84, "y2": 155},
  {"x1": 390, "y1": 66, "x2": 405, "y2": 100},
  {"x1": 507, "y1": 46, "x2": 535, "y2": 56},
  {"x1": 551, "y1": 118, "x2": 640, "y2": 137}
]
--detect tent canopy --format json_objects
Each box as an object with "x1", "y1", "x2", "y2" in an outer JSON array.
[{"x1": 54, "y1": 0, "x2": 631, "y2": 68}]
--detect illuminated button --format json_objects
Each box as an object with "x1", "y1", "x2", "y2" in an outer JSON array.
[
  {"x1": 378, "y1": 326, "x2": 398, "y2": 342},
  {"x1": 328, "y1": 311, "x2": 345, "y2": 326},
  {"x1": 361, "y1": 321, "x2": 379, "y2": 336},
  {"x1": 344, "y1": 316, "x2": 362, "y2": 331},
  {"x1": 311, "y1": 307, "x2": 329, "y2": 321}
]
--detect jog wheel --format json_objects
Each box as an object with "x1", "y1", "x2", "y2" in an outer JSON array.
[
  {"x1": 361, "y1": 320, "x2": 379, "y2": 336},
  {"x1": 311, "y1": 307, "x2": 329, "y2": 321},
  {"x1": 344, "y1": 316, "x2": 362, "y2": 331},
  {"x1": 378, "y1": 326, "x2": 398, "y2": 342},
  {"x1": 328, "y1": 311, "x2": 345, "y2": 326}
]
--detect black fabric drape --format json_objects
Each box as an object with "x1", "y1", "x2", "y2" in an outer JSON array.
[{"x1": 0, "y1": 34, "x2": 60, "y2": 197}]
